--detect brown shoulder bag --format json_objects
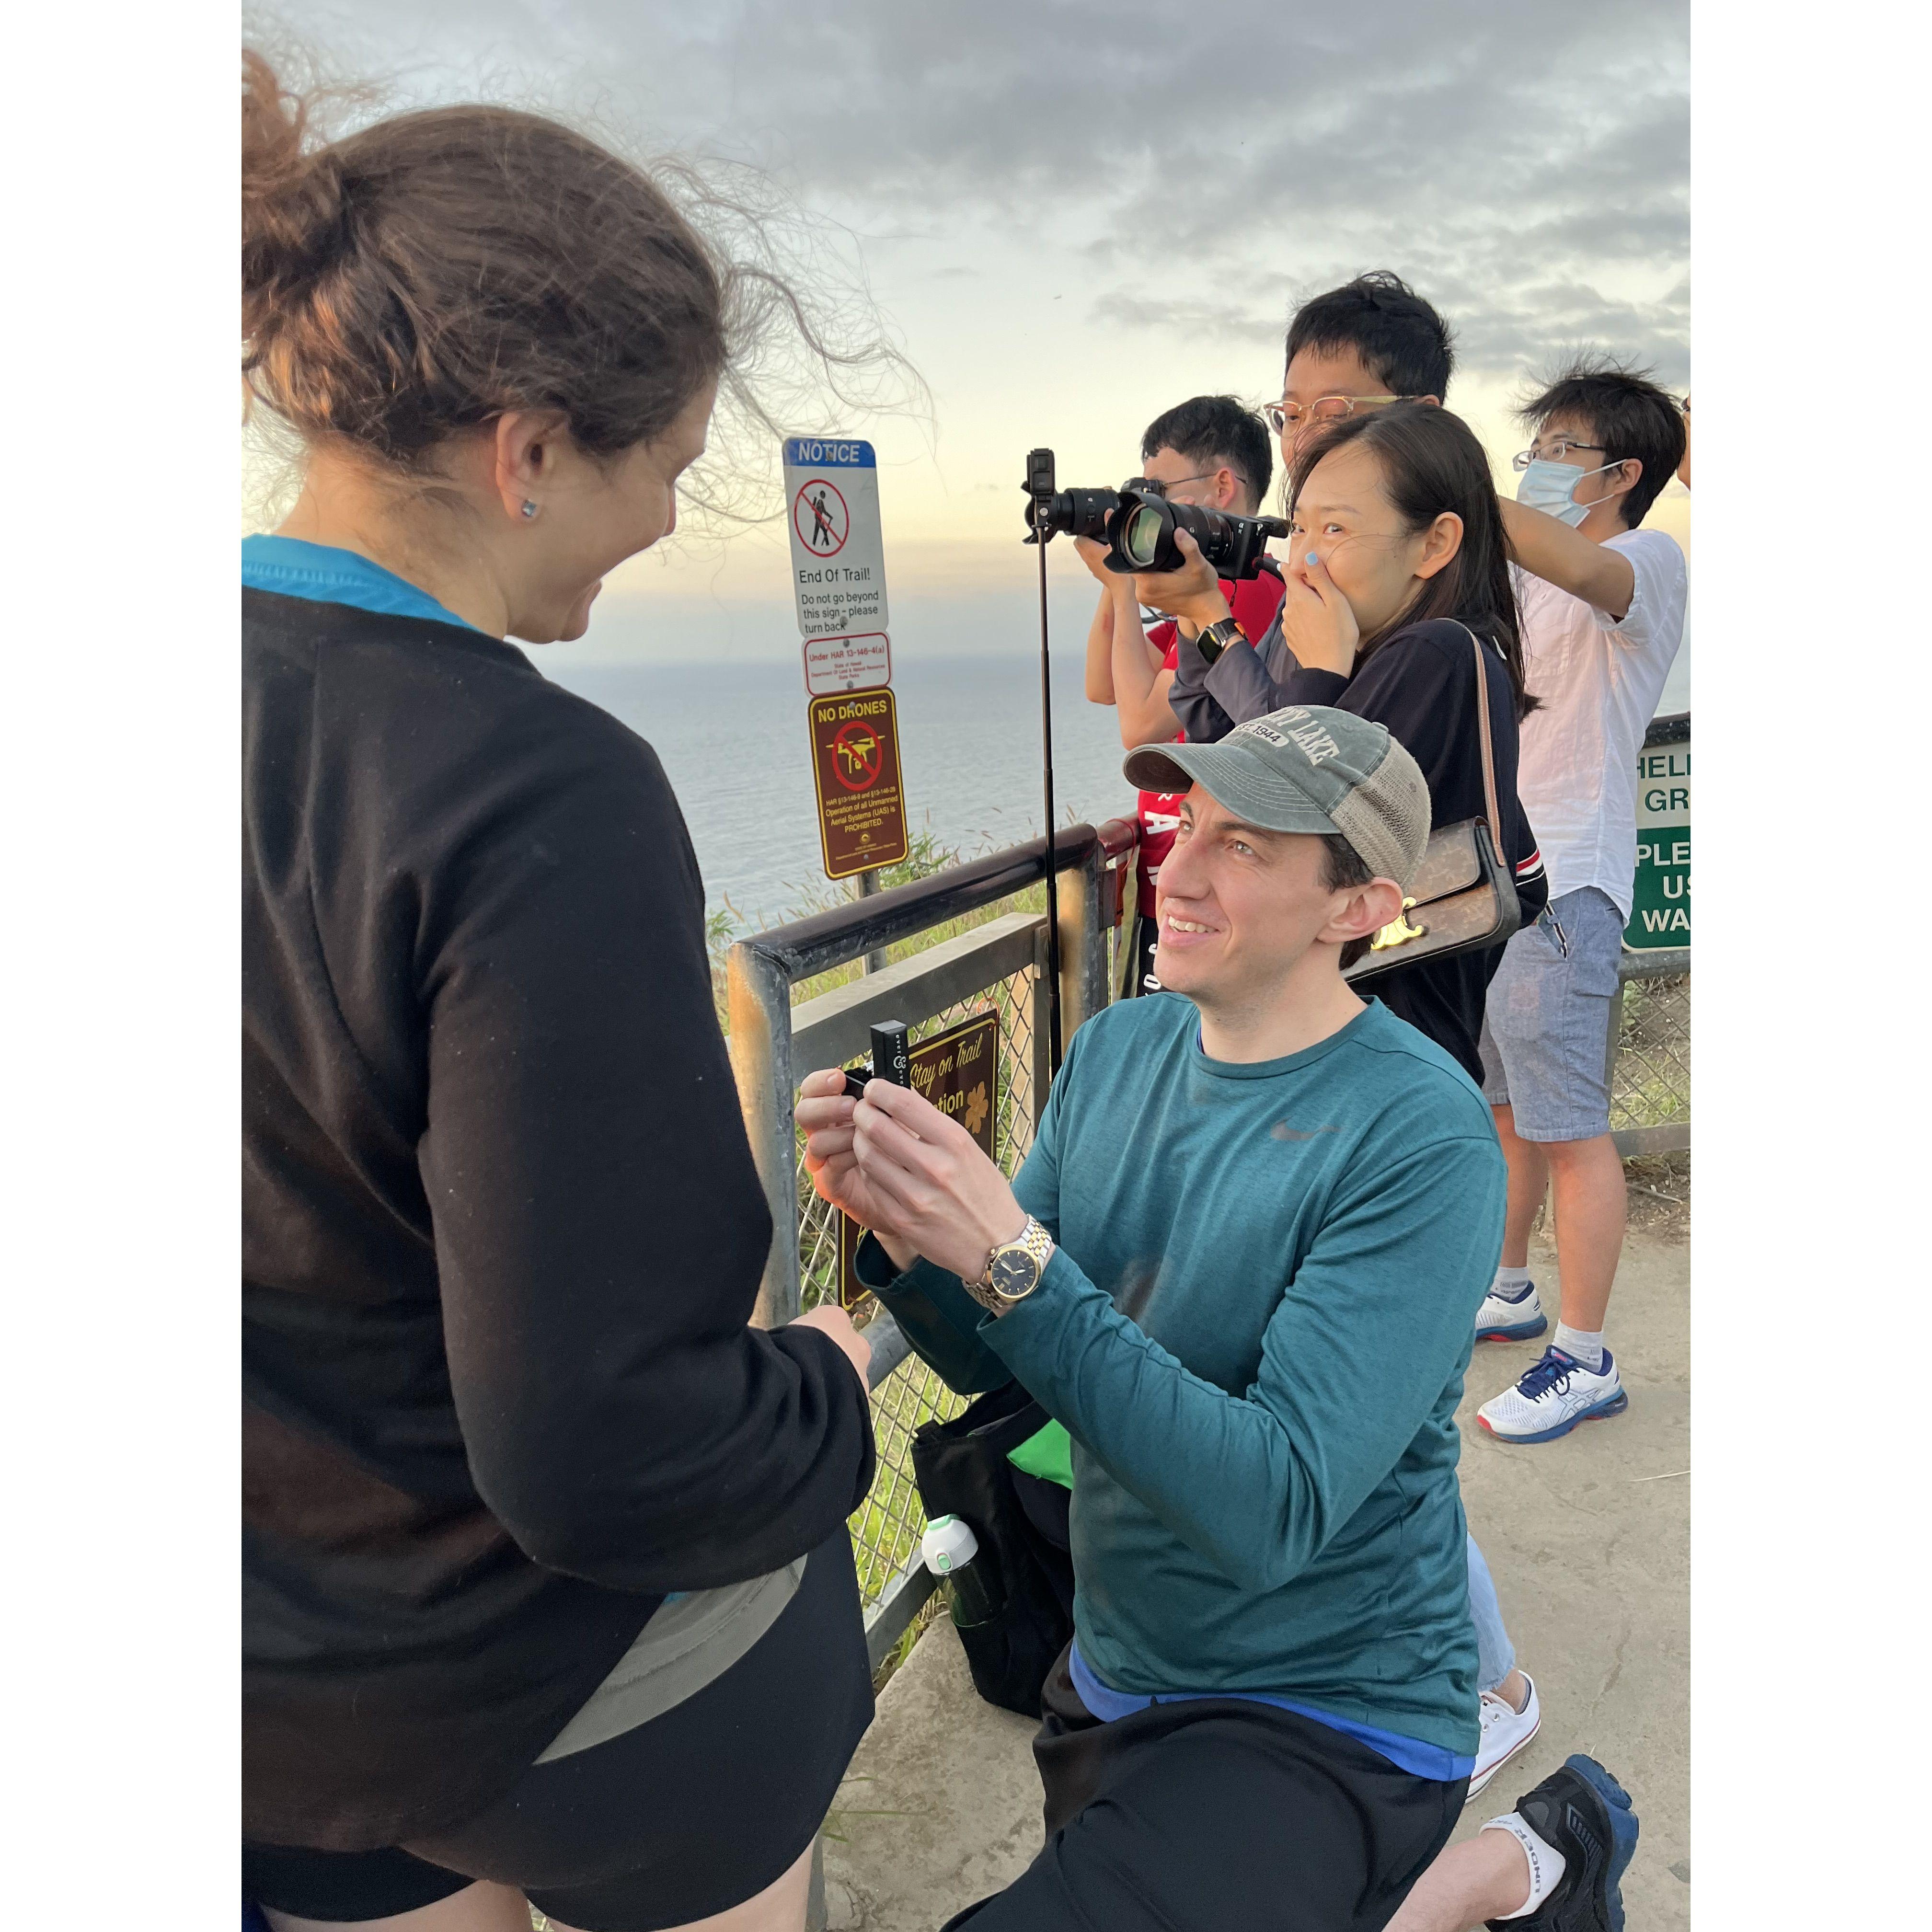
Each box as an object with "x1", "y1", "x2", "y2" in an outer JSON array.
[{"x1": 1344, "y1": 625, "x2": 1524, "y2": 983}]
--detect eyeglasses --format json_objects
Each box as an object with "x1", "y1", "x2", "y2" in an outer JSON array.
[
  {"x1": 1511, "y1": 438, "x2": 1609, "y2": 469},
  {"x1": 1263, "y1": 394, "x2": 1403, "y2": 435}
]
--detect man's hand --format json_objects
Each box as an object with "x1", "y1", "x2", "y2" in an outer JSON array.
[
  {"x1": 795, "y1": 1070, "x2": 918, "y2": 1271},
  {"x1": 1073, "y1": 532, "x2": 1116, "y2": 586},
  {"x1": 1132, "y1": 529, "x2": 1230, "y2": 632},
  {"x1": 791, "y1": 1303, "x2": 872, "y2": 1387},
  {"x1": 848, "y1": 1079, "x2": 1028, "y2": 1287},
  {"x1": 1278, "y1": 548, "x2": 1360, "y2": 676}
]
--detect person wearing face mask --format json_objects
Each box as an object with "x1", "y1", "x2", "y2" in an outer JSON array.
[
  {"x1": 1081, "y1": 395, "x2": 1285, "y2": 999},
  {"x1": 241, "y1": 54, "x2": 880, "y2": 1932},
  {"x1": 1472, "y1": 361, "x2": 1689, "y2": 1446}
]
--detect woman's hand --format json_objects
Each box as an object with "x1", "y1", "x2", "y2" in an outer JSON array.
[
  {"x1": 795, "y1": 1070, "x2": 918, "y2": 1270},
  {"x1": 1132, "y1": 530, "x2": 1229, "y2": 632},
  {"x1": 1279, "y1": 548, "x2": 1360, "y2": 677},
  {"x1": 792, "y1": 1303, "x2": 872, "y2": 1388},
  {"x1": 849, "y1": 1080, "x2": 1028, "y2": 1288}
]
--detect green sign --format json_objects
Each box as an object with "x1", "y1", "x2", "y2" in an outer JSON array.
[{"x1": 1627, "y1": 719, "x2": 1690, "y2": 949}]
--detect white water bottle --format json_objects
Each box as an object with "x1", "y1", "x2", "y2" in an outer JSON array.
[{"x1": 921, "y1": 1514, "x2": 999, "y2": 1629}]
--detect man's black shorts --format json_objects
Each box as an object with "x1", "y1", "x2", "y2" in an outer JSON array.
[{"x1": 943, "y1": 1643, "x2": 1465, "y2": 1932}]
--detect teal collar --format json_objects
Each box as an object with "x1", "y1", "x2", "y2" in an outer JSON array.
[{"x1": 242, "y1": 535, "x2": 486, "y2": 635}]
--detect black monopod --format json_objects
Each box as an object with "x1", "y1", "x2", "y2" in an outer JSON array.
[{"x1": 1023, "y1": 448, "x2": 1065, "y2": 1078}]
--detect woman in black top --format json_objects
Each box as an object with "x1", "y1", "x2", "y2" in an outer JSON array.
[
  {"x1": 242, "y1": 53, "x2": 879, "y2": 1932},
  {"x1": 1158, "y1": 403, "x2": 1547, "y2": 1082}
]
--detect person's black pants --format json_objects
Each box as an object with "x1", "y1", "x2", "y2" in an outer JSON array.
[{"x1": 943, "y1": 1644, "x2": 1465, "y2": 1931}]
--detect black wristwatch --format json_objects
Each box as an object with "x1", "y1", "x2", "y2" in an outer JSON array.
[{"x1": 1195, "y1": 615, "x2": 1246, "y2": 666}]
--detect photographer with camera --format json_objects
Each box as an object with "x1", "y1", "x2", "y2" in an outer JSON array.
[
  {"x1": 1080, "y1": 396, "x2": 1285, "y2": 996},
  {"x1": 796, "y1": 709, "x2": 1636, "y2": 1932}
]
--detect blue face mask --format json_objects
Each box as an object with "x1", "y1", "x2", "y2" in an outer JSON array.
[{"x1": 1516, "y1": 458, "x2": 1620, "y2": 528}]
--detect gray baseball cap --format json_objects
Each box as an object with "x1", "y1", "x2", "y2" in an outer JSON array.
[{"x1": 1123, "y1": 705, "x2": 1431, "y2": 890}]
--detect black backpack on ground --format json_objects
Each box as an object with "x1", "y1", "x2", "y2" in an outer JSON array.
[{"x1": 910, "y1": 1380, "x2": 1075, "y2": 1719}]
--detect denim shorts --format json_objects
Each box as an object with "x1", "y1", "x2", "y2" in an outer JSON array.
[{"x1": 1478, "y1": 887, "x2": 1624, "y2": 1143}]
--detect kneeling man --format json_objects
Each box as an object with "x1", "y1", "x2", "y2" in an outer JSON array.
[{"x1": 799, "y1": 708, "x2": 1636, "y2": 1932}]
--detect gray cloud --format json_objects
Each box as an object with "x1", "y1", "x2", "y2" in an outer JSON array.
[{"x1": 264, "y1": 0, "x2": 1688, "y2": 383}]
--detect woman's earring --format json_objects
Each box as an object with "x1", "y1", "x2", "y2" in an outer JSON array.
[{"x1": 520, "y1": 500, "x2": 539, "y2": 520}]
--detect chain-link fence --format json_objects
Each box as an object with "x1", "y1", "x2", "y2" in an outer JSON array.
[
  {"x1": 1610, "y1": 968, "x2": 1690, "y2": 1138},
  {"x1": 1609, "y1": 950, "x2": 1690, "y2": 1154}
]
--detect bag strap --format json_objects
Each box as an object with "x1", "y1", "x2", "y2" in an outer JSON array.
[{"x1": 1460, "y1": 622, "x2": 1505, "y2": 835}]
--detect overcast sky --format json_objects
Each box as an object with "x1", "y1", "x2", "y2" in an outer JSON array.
[{"x1": 247, "y1": 0, "x2": 1690, "y2": 665}]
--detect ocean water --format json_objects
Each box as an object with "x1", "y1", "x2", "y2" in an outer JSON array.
[
  {"x1": 547, "y1": 635, "x2": 1691, "y2": 933},
  {"x1": 545, "y1": 653, "x2": 1141, "y2": 930}
]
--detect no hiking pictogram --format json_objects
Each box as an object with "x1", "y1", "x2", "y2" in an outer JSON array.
[{"x1": 793, "y1": 478, "x2": 850, "y2": 557}]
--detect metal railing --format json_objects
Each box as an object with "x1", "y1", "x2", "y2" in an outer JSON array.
[{"x1": 725, "y1": 820, "x2": 1137, "y2": 1672}]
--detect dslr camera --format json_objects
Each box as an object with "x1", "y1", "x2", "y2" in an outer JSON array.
[{"x1": 1022, "y1": 448, "x2": 1286, "y2": 583}]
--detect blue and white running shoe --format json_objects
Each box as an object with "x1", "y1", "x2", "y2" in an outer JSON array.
[
  {"x1": 1487, "y1": 1753, "x2": 1640, "y2": 1932},
  {"x1": 1475, "y1": 1280, "x2": 1548, "y2": 1343},
  {"x1": 1478, "y1": 1346, "x2": 1628, "y2": 1444}
]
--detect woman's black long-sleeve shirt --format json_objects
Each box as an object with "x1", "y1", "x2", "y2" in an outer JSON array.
[
  {"x1": 243, "y1": 590, "x2": 875, "y2": 1850},
  {"x1": 1172, "y1": 614, "x2": 1548, "y2": 1081}
]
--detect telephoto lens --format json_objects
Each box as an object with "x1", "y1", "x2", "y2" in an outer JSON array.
[
  {"x1": 1020, "y1": 482, "x2": 1119, "y2": 545},
  {"x1": 1103, "y1": 488, "x2": 1288, "y2": 583},
  {"x1": 920, "y1": 1514, "x2": 1002, "y2": 1630}
]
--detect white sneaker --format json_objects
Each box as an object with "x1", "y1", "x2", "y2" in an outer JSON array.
[
  {"x1": 1478, "y1": 1346, "x2": 1629, "y2": 1444},
  {"x1": 1475, "y1": 1280, "x2": 1547, "y2": 1343},
  {"x1": 1465, "y1": 1672, "x2": 1541, "y2": 1801}
]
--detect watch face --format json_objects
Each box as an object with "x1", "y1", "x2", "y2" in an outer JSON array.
[{"x1": 989, "y1": 1248, "x2": 1041, "y2": 1299}]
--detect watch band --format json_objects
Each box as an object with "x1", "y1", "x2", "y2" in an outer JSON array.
[
  {"x1": 967, "y1": 1215, "x2": 1056, "y2": 1313},
  {"x1": 1195, "y1": 615, "x2": 1246, "y2": 666}
]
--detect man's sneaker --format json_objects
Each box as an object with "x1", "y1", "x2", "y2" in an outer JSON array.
[
  {"x1": 1465, "y1": 1671, "x2": 1541, "y2": 1801},
  {"x1": 1476, "y1": 1280, "x2": 1548, "y2": 1343},
  {"x1": 1484, "y1": 1753, "x2": 1639, "y2": 1932},
  {"x1": 1478, "y1": 1347, "x2": 1628, "y2": 1445}
]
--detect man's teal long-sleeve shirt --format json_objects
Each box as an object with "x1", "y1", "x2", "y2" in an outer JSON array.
[{"x1": 857, "y1": 993, "x2": 1505, "y2": 1761}]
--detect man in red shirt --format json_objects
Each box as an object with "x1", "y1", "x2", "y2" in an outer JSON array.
[{"x1": 1081, "y1": 395, "x2": 1285, "y2": 996}]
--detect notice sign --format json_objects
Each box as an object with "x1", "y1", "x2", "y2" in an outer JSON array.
[
  {"x1": 839, "y1": 1012, "x2": 1000, "y2": 1309},
  {"x1": 803, "y1": 631, "x2": 892, "y2": 697},
  {"x1": 1627, "y1": 719, "x2": 1690, "y2": 949},
  {"x1": 808, "y1": 687, "x2": 908, "y2": 879},
  {"x1": 783, "y1": 437, "x2": 888, "y2": 639}
]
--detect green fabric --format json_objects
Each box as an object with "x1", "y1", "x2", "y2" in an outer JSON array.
[
  {"x1": 1006, "y1": 1418, "x2": 1074, "y2": 1488},
  {"x1": 857, "y1": 994, "x2": 1503, "y2": 1760}
]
